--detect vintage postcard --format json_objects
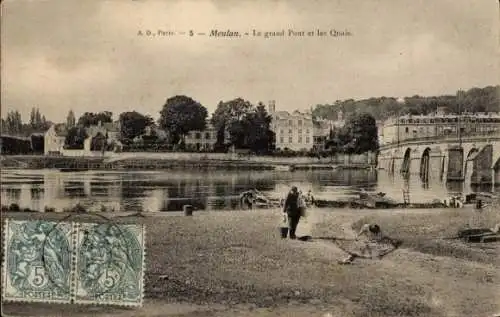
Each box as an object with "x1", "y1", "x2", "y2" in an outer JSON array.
[{"x1": 1, "y1": 0, "x2": 499, "y2": 316}]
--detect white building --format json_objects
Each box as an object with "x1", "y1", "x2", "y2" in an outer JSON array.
[
  {"x1": 44, "y1": 123, "x2": 67, "y2": 155},
  {"x1": 268, "y1": 101, "x2": 314, "y2": 151},
  {"x1": 380, "y1": 110, "x2": 500, "y2": 146}
]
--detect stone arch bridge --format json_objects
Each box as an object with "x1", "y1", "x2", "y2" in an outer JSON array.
[{"x1": 378, "y1": 134, "x2": 500, "y2": 187}]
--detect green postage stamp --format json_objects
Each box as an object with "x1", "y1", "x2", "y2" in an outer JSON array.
[{"x1": 2, "y1": 220, "x2": 146, "y2": 307}]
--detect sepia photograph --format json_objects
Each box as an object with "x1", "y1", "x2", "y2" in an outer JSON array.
[{"x1": 1, "y1": 0, "x2": 499, "y2": 316}]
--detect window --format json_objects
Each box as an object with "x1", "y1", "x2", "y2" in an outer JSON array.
[
  {"x1": 280, "y1": 129, "x2": 283, "y2": 135},
  {"x1": 405, "y1": 127, "x2": 409, "y2": 133},
  {"x1": 298, "y1": 136, "x2": 302, "y2": 143},
  {"x1": 288, "y1": 137, "x2": 292, "y2": 143},
  {"x1": 288, "y1": 129, "x2": 292, "y2": 134},
  {"x1": 289, "y1": 120, "x2": 293, "y2": 125},
  {"x1": 195, "y1": 133, "x2": 201, "y2": 139},
  {"x1": 306, "y1": 137, "x2": 310, "y2": 143},
  {"x1": 306, "y1": 129, "x2": 310, "y2": 134},
  {"x1": 205, "y1": 132, "x2": 210, "y2": 139},
  {"x1": 280, "y1": 137, "x2": 284, "y2": 143},
  {"x1": 298, "y1": 120, "x2": 302, "y2": 126},
  {"x1": 298, "y1": 129, "x2": 302, "y2": 134}
]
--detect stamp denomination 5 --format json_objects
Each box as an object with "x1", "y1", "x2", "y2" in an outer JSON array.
[{"x1": 2, "y1": 219, "x2": 146, "y2": 307}]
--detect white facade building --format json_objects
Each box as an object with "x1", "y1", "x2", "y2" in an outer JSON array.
[
  {"x1": 268, "y1": 101, "x2": 314, "y2": 151},
  {"x1": 44, "y1": 123, "x2": 67, "y2": 154},
  {"x1": 380, "y1": 111, "x2": 500, "y2": 146}
]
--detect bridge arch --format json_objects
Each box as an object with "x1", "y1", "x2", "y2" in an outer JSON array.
[
  {"x1": 420, "y1": 147, "x2": 431, "y2": 182},
  {"x1": 494, "y1": 157, "x2": 500, "y2": 188},
  {"x1": 463, "y1": 147, "x2": 479, "y2": 182},
  {"x1": 401, "y1": 148, "x2": 411, "y2": 175}
]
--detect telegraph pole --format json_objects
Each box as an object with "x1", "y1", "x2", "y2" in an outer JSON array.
[
  {"x1": 396, "y1": 97, "x2": 404, "y2": 146},
  {"x1": 396, "y1": 112, "x2": 400, "y2": 146},
  {"x1": 458, "y1": 102, "x2": 462, "y2": 147}
]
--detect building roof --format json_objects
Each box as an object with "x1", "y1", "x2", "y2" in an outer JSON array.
[{"x1": 53, "y1": 123, "x2": 68, "y2": 137}]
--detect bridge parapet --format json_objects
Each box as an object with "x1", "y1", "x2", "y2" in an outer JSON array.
[{"x1": 379, "y1": 132, "x2": 500, "y2": 151}]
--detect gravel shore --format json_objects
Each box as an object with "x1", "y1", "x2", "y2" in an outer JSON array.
[{"x1": 3, "y1": 207, "x2": 499, "y2": 317}]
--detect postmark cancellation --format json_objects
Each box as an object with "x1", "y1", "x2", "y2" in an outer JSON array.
[{"x1": 2, "y1": 219, "x2": 146, "y2": 307}]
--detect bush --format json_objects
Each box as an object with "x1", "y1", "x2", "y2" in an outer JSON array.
[
  {"x1": 9, "y1": 203, "x2": 20, "y2": 212},
  {"x1": 44, "y1": 206, "x2": 56, "y2": 213}
]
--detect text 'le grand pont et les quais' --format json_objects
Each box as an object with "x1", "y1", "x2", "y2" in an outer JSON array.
[{"x1": 137, "y1": 28, "x2": 353, "y2": 38}]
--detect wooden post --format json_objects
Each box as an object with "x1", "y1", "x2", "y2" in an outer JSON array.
[{"x1": 183, "y1": 205, "x2": 193, "y2": 216}]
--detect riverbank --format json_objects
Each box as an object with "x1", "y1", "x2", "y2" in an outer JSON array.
[
  {"x1": 0, "y1": 154, "x2": 375, "y2": 171},
  {"x1": 3, "y1": 207, "x2": 499, "y2": 317}
]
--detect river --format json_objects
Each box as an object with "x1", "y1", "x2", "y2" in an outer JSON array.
[{"x1": 1, "y1": 169, "x2": 497, "y2": 212}]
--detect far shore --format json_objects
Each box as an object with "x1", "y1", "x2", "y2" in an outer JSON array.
[
  {"x1": 2, "y1": 206, "x2": 499, "y2": 317},
  {"x1": 0, "y1": 153, "x2": 376, "y2": 171}
]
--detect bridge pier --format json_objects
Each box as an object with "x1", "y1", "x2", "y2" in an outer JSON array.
[
  {"x1": 409, "y1": 157, "x2": 420, "y2": 175},
  {"x1": 469, "y1": 144, "x2": 493, "y2": 186},
  {"x1": 446, "y1": 147, "x2": 464, "y2": 182}
]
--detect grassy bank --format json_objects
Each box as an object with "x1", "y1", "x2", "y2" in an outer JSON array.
[{"x1": 2, "y1": 208, "x2": 499, "y2": 317}]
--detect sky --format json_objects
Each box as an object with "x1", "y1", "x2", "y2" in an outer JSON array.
[{"x1": 1, "y1": 0, "x2": 499, "y2": 123}]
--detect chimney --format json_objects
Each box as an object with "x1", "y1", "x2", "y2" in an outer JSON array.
[{"x1": 268, "y1": 100, "x2": 276, "y2": 113}]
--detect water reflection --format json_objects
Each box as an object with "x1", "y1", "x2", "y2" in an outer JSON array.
[{"x1": 0, "y1": 169, "x2": 497, "y2": 212}]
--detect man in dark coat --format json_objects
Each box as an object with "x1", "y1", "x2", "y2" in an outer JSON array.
[{"x1": 283, "y1": 186, "x2": 301, "y2": 239}]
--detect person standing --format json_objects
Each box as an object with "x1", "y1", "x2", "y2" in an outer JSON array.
[{"x1": 283, "y1": 186, "x2": 301, "y2": 239}]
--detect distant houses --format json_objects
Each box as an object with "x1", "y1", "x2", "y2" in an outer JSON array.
[
  {"x1": 44, "y1": 123, "x2": 67, "y2": 155},
  {"x1": 184, "y1": 121, "x2": 218, "y2": 151},
  {"x1": 44, "y1": 121, "x2": 121, "y2": 155},
  {"x1": 42, "y1": 101, "x2": 350, "y2": 155}
]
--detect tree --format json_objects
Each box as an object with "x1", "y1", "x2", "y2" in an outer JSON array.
[
  {"x1": 211, "y1": 99, "x2": 274, "y2": 152},
  {"x1": 211, "y1": 98, "x2": 253, "y2": 148},
  {"x1": 90, "y1": 132, "x2": 108, "y2": 151},
  {"x1": 66, "y1": 110, "x2": 76, "y2": 128},
  {"x1": 310, "y1": 85, "x2": 499, "y2": 121},
  {"x1": 244, "y1": 103, "x2": 275, "y2": 153},
  {"x1": 119, "y1": 111, "x2": 154, "y2": 141},
  {"x1": 4, "y1": 111, "x2": 22, "y2": 134},
  {"x1": 29, "y1": 108, "x2": 36, "y2": 128},
  {"x1": 77, "y1": 111, "x2": 113, "y2": 127},
  {"x1": 158, "y1": 95, "x2": 208, "y2": 144},
  {"x1": 64, "y1": 127, "x2": 87, "y2": 149},
  {"x1": 342, "y1": 113, "x2": 378, "y2": 154}
]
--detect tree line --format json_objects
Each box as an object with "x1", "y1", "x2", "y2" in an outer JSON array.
[
  {"x1": 63, "y1": 95, "x2": 378, "y2": 155},
  {"x1": 1, "y1": 108, "x2": 52, "y2": 136},
  {"x1": 4, "y1": 85, "x2": 496, "y2": 155},
  {"x1": 312, "y1": 85, "x2": 499, "y2": 122},
  {"x1": 60, "y1": 96, "x2": 276, "y2": 153}
]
